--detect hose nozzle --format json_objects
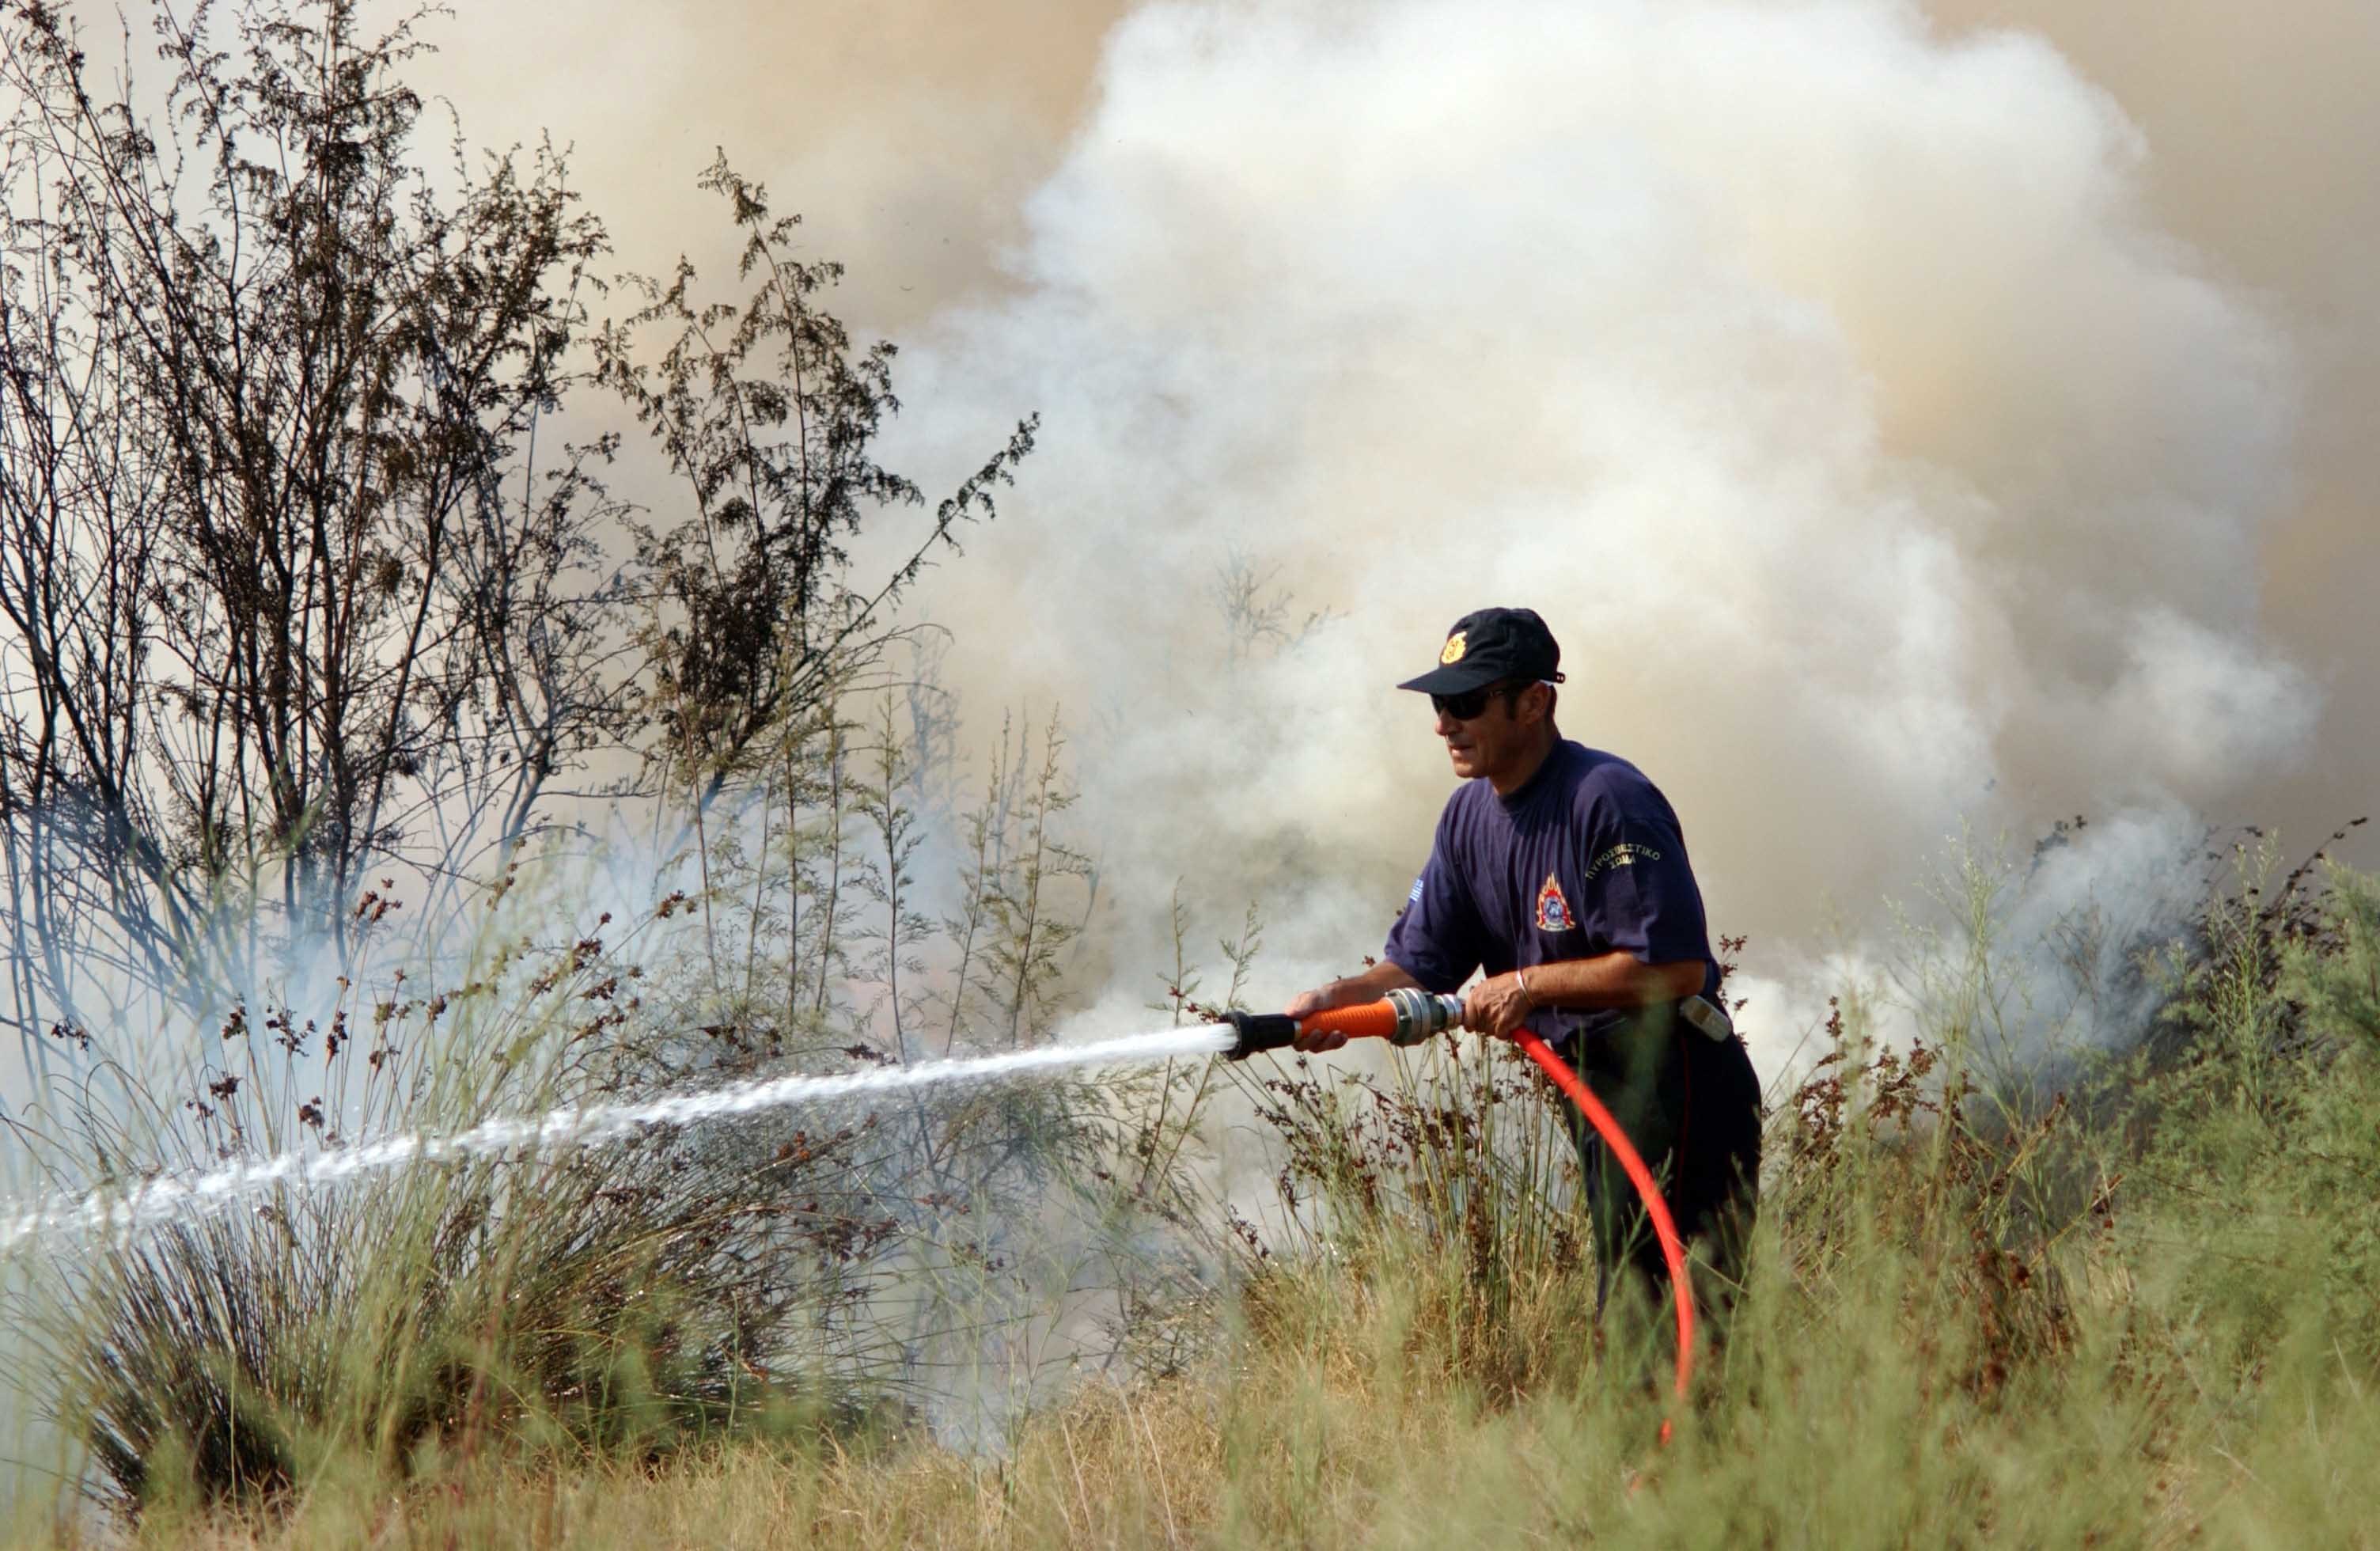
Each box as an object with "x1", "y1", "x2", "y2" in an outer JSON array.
[
  {"x1": 1222, "y1": 988, "x2": 1465, "y2": 1060},
  {"x1": 1220, "y1": 1009, "x2": 1298, "y2": 1061}
]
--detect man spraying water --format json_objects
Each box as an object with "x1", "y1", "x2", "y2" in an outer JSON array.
[
  {"x1": 1286, "y1": 607, "x2": 1761, "y2": 1317},
  {"x1": 5, "y1": 607, "x2": 1749, "y2": 1352}
]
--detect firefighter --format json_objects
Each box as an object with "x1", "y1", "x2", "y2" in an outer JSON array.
[{"x1": 1288, "y1": 606, "x2": 1760, "y2": 1314}]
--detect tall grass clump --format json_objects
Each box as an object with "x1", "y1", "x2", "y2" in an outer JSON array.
[
  {"x1": 0, "y1": 703, "x2": 1240, "y2": 1529},
  {"x1": 2113, "y1": 844, "x2": 2380, "y2": 1391},
  {"x1": 1224, "y1": 1030, "x2": 1595, "y2": 1403},
  {"x1": 2, "y1": 887, "x2": 903, "y2": 1519},
  {"x1": 1183, "y1": 837, "x2": 2380, "y2": 1546}
]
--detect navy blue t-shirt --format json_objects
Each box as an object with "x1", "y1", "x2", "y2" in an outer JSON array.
[{"x1": 1383, "y1": 741, "x2": 1719, "y2": 1043}]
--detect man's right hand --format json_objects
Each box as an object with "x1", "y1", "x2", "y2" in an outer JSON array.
[
  {"x1": 1286, "y1": 985, "x2": 1353, "y2": 1052},
  {"x1": 1285, "y1": 962, "x2": 1427, "y2": 1054}
]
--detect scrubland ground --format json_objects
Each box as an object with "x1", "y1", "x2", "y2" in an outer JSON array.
[{"x1": 24, "y1": 853, "x2": 2378, "y2": 1549}]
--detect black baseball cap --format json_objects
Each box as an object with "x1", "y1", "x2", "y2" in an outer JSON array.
[{"x1": 1396, "y1": 607, "x2": 1565, "y2": 696}]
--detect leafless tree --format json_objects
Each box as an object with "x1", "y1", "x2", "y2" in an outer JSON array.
[
  {"x1": 0, "y1": 0, "x2": 626, "y2": 1049},
  {"x1": 594, "y1": 152, "x2": 1037, "y2": 817},
  {"x1": 0, "y1": 1, "x2": 1040, "y2": 1067}
]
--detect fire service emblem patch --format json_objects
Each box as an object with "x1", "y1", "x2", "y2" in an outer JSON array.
[{"x1": 1534, "y1": 873, "x2": 1574, "y2": 933}]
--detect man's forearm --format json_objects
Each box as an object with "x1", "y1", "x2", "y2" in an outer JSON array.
[
  {"x1": 1313, "y1": 960, "x2": 1423, "y2": 1008},
  {"x1": 1519, "y1": 952, "x2": 1702, "y2": 1011}
]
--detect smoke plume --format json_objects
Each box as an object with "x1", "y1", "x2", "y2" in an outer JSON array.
[
  {"x1": 824, "y1": 1, "x2": 2316, "y2": 1059},
  {"x1": 1930, "y1": 0, "x2": 2380, "y2": 845},
  {"x1": 393, "y1": 0, "x2": 2375, "y2": 1070}
]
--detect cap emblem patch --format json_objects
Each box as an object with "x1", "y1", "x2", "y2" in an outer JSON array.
[
  {"x1": 1440, "y1": 631, "x2": 1469, "y2": 666},
  {"x1": 1534, "y1": 873, "x2": 1574, "y2": 933}
]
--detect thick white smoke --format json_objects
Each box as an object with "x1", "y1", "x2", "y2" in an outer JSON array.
[{"x1": 873, "y1": 0, "x2": 2316, "y2": 1067}]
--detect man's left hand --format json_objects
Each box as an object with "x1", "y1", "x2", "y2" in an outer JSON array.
[{"x1": 1463, "y1": 972, "x2": 1534, "y2": 1039}]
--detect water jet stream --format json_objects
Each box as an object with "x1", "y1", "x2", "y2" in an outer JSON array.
[{"x1": 1, "y1": 1025, "x2": 1234, "y2": 1250}]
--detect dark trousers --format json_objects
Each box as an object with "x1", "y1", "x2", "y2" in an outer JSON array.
[{"x1": 1557, "y1": 1003, "x2": 1762, "y2": 1321}]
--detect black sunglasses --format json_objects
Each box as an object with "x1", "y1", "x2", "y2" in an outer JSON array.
[{"x1": 1431, "y1": 683, "x2": 1519, "y2": 721}]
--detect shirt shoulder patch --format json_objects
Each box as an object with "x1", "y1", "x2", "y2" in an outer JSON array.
[
  {"x1": 1583, "y1": 841, "x2": 1662, "y2": 883},
  {"x1": 1534, "y1": 872, "x2": 1575, "y2": 933}
]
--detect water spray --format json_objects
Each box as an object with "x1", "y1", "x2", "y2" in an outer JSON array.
[
  {"x1": 3, "y1": 991, "x2": 1696, "y2": 1436},
  {"x1": 0, "y1": 1025, "x2": 1235, "y2": 1250}
]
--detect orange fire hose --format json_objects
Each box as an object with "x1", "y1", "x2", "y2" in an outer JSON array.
[
  {"x1": 1261, "y1": 998, "x2": 1695, "y2": 1440},
  {"x1": 1294, "y1": 999, "x2": 1401, "y2": 1041},
  {"x1": 1510, "y1": 1026, "x2": 1692, "y2": 1439}
]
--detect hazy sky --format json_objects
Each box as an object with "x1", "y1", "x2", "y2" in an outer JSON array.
[{"x1": 392, "y1": 0, "x2": 2375, "y2": 1051}]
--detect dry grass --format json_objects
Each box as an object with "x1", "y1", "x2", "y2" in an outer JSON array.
[
  {"x1": 20, "y1": 854, "x2": 2380, "y2": 1549},
  {"x1": 51, "y1": 1291, "x2": 1514, "y2": 1550}
]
